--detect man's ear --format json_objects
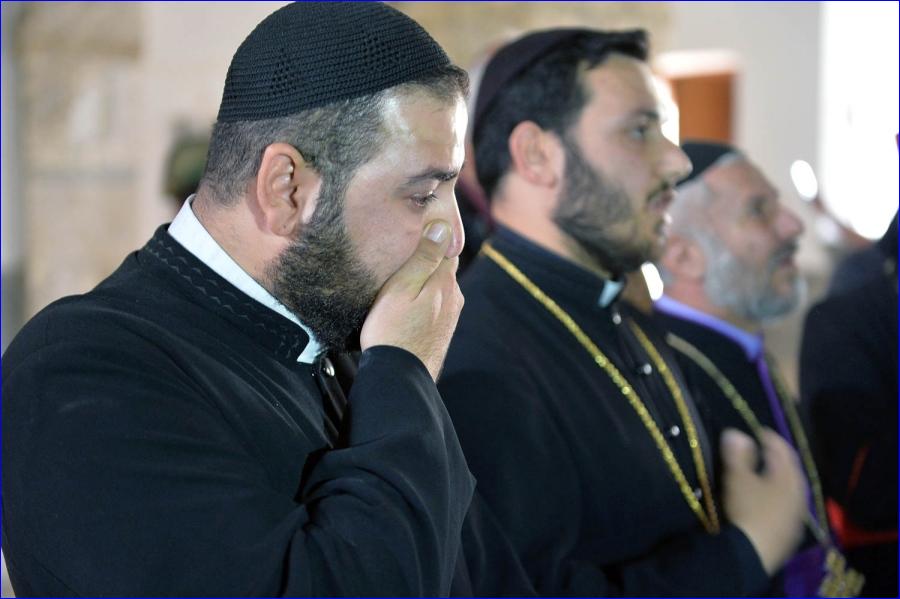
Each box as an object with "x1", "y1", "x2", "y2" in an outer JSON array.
[
  {"x1": 255, "y1": 142, "x2": 322, "y2": 238},
  {"x1": 507, "y1": 121, "x2": 563, "y2": 189},
  {"x1": 660, "y1": 233, "x2": 707, "y2": 282}
]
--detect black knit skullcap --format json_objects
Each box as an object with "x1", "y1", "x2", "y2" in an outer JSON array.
[
  {"x1": 472, "y1": 28, "x2": 593, "y2": 141},
  {"x1": 216, "y1": 2, "x2": 451, "y2": 122},
  {"x1": 472, "y1": 28, "x2": 648, "y2": 143},
  {"x1": 678, "y1": 140, "x2": 740, "y2": 186}
]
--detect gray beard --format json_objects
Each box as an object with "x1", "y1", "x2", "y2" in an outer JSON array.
[{"x1": 700, "y1": 233, "x2": 805, "y2": 323}]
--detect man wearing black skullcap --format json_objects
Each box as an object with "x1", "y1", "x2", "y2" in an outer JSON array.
[
  {"x1": 654, "y1": 141, "x2": 865, "y2": 596},
  {"x1": 800, "y1": 212, "x2": 898, "y2": 597},
  {"x1": 438, "y1": 29, "x2": 807, "y2": 595},
  {"x1": 1, "y1": 3, "x2": 535, "y2": 596}
]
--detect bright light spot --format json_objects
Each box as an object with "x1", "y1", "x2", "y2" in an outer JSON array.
[
  {"x1": 790, "y1": 160, "x2": 819, "y2": 201},
  {"x1": 653, "y1": 76, "x2": 680, "y2": 144},
  {"x1": 641, "y1": 263, "x2": 665, "y2": 301},
  {"x1": 820, "y1": 1, "x2": 899, "y2": 240}
]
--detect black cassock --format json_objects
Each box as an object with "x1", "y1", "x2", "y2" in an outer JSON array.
[
  {"x1": 653, "y1": 308, "x2": 833, "y2": 596},
  {"x1": 801, "y1": 257, "x2": 898, "y2": 597},
  {"x1": 1, "y1": 225, "x2": 533, "y2": 597},
  {"x1": 651, "y1": 310, "x2": 782, "y2": 452},
  {"x1": 439, "y1": 226, "x2": 768, "y2": 596}
]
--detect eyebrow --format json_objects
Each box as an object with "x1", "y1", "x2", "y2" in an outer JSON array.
[
  {"x1": 746, "y1": 193, "x2": 775, "y2": 209},
  {"x1": 632, "y1": 109, "x2": 662, "y2": 122},
  {"x1": 402, "y1": 167, "x2": 461, "y2": 186}
]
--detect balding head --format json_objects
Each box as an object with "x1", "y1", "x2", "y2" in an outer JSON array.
[{"x1": 667, "y1": 152, "x2": 745, "y2": 240}]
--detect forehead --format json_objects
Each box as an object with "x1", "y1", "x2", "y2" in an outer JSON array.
[
  {"x1": 347, "y1": 90, "x2": 467, "y2": 190},
  {"x1": 377, "y1": 91, "x2": 467, "y2": 165},
  {"x1": 704, "y1": 160, "x2": 779, "y2": 221},
  {"x1": 576, "y1": 54, "x2": 660, "y2": 124},
  {"x1": 706, "y1": 160, "x2": 776, "y2": 203}
]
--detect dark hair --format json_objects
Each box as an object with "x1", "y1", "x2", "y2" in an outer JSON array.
[
  {"x1": 474, "y1": 30, "x2": 647, "y2": 199},
  {"x1": 200, "y1": 64, "x2": 469, "y2": 208}
]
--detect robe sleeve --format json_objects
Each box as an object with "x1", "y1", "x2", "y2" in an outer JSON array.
[
  {"x1": 800, "y1": 297, "x2": 898, "y2": 531},
  {"x1": 2, "y1": 315, "x2": 474, "y2": 596}
]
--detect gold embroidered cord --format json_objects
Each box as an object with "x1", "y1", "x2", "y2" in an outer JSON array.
[
  {"x1": 766, "y1": 354, "x2": 830, "y2": 538},
  {"x1": 629, "y1": 322, "x2": 719, "y2": 534},
  {"x1": 482, "y1": 243, "x2": 719, "y2": 534},
  {"x1": 666, "y1": 333, "x2": 829, "y2": 538},
  {"x1": 665, "y1": 333, "x2": 865, "y2": 596},
  {"x1": 666, "y1": 333, "x2": 766, "y2": 438}
]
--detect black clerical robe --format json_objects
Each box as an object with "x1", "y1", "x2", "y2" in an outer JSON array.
[
  {"x1": 438, "y1": 227, "x2": 768, "y2": 596},
  {"x1": 1, "y1": 225, "x2": 516, "y2": 596},
  {"x1": 800, "y1": 268, "x2": 898, "y2": 597},
  {"x1": 652, "y1": 310, "x2": 783, "y2": 463},
  {"x1": 653, "y1": 307, "x2": 831, "y2": 596}
]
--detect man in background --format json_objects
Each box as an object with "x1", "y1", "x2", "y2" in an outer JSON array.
[
  {"x1": 801, "y1": 213, "x2": 898, "y2": 597},
  {"x1": 654, "y1": 140, "x2": 863, "y2": 596},
  {"x1": 439, "y1": 29, "x2": 807, "y2": 596}
]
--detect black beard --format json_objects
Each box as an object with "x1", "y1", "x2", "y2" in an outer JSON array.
[
  {"x1": 552, "y1": 138, "x2": 650, "y2": 275},
  {"x1": 269, "y1": 190, "x2": 378, "y2": 352}
]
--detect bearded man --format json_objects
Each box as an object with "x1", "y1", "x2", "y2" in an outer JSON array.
[
  {"x1": 438, "y1": 30, "x2": 807, "y2": 596},
  {"x1": 0, "y1": 3, "x2": 538, "y2": 596},
  {"x1": 654, "y1": 141, "x2": 864, "y2": 596}
]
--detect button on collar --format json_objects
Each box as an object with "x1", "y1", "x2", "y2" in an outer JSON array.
[{"x1": 321, "y1": 356, "x2": 335, "y2": 377}]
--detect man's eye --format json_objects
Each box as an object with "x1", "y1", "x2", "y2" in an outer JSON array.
[
  {"x1": 748, "y1": 199, "x2": 770, "y2": 218},
  {"x1": 411, "y1": 192, "x2": 438, "y2": 208},
  {"x1": 630, "y1": 124, "x2": 650, "y2": 140}
]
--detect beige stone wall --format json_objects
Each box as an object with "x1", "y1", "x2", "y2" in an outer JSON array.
[
  {"x1": 12, "y1": 2, "x2": 287, "y2": 319},
  {"x1": 16, "y1": 2, "x2": 141, "y2": 315},
  {"x1": 393, "y1": 2, "x2": 671, "y2": 69},
  {"x1": 134, "y1": 2, "x2": 287, "y2": 242}
]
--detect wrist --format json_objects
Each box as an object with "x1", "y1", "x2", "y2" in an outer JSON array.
[{"x1": 732, "y1": 519, "x2": 786, "y2": 576}]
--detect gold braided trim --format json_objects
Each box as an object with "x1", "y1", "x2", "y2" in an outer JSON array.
[
  {"x1": 665, "y1": 333, "x2": 867, "y2": 596},
  {"x1": 482, "y1": 243, "x2": 719, "y2": 534},
  {"x1": 766, "y1": 354, "x2": 830, "y2": 538},
  {"x1": 666, "y1": 332, "x2": 831, "y2": 540},
  {"x1": 629, "y1": 323, "x2": 719, "y2": 533},
  {"x1": 666, "y1": 334, "x2": 767, "y2": 438}
]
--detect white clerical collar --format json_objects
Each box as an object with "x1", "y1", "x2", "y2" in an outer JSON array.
[
  {"x1": 597, "y1": 278, "x2": 624, "y2": 309},
  {"x1": 167, "y1": 196, "x2": 322, "y2": 363}
]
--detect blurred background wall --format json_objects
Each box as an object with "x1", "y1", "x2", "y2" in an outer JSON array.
[{"x1": 1, "y1": 2, "x2": 898, "y2": 595}]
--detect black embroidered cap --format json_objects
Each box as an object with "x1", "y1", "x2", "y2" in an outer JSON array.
[
  {"x1": 678, "y1": 140, "x2": 740, "y2": 186},
  {"x1": 216, "y1": 2, "x2": 451, "y2": 123}
]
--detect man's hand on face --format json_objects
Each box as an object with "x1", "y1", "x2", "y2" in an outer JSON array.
[
  {"x1": 720, "y1": 428, "x2": 807, "y2": 576},
  {"x1": 360, "y1": 221, "x2": 464, "y2": 381}
]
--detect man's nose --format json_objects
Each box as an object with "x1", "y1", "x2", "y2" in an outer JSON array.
[
  {"x1": 778, "y1": 204, "x2": 805, "y2": 241},
  {"x1": 662, "y1": 137, "x2": 692, "y2": 185}
]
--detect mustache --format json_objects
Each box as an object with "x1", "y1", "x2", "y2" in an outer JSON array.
[
  {"x1": 647, "y1": 182, "x2": 675, "y2": 205},
  {"x1": 767, "y1": 241, "x2": 799, "y2": 270}
]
